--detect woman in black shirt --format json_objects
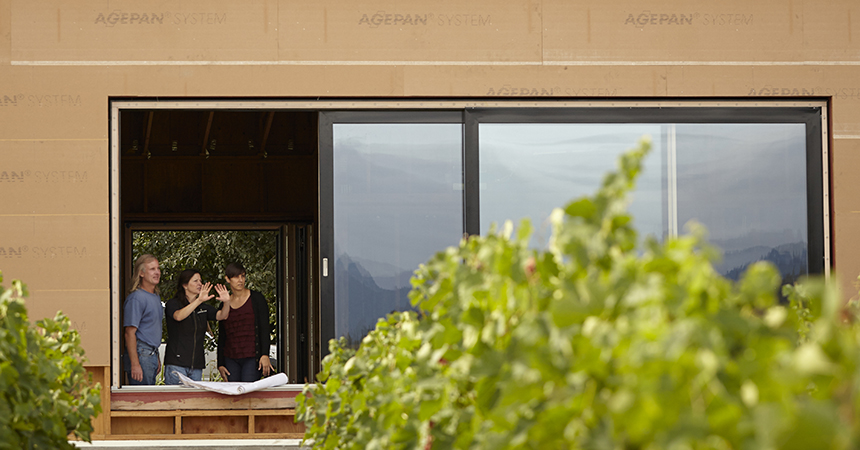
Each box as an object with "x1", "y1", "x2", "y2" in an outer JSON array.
[{"x1": 163, "y1": 269, "x2": 231, "y2": 384}]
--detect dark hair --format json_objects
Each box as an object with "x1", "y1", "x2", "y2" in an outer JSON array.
[
  {"x1": 225, "y1": 262, "x2": 246, "y2": 279},
  {"x1": 174, "y1": 269, "x2": 201, "y2": 300}
]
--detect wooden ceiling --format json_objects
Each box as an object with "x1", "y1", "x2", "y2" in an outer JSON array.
[
  {"x1": 120, "y1": 110, "x2": 317, "y2": 159},
  {"x1": 120, "y1": 110, "x2": 318, "y2": 222}
]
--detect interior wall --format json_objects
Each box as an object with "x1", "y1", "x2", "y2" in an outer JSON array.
[{"x1": 0, "y1": 0, "x2": 858, "y2": 365}]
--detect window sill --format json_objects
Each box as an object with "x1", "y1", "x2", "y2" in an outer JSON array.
[{"x1": 110, "y1": 385, "x2": 304, "y2": 411}]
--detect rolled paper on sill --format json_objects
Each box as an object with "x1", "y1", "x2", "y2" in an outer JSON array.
[{"x1": 176, "y1": 372, "x2": 289, "y2": 395}]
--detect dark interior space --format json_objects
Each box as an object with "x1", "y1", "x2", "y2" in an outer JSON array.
[
  {"x1": 120, "y1": 110, "x2": 318, "y2": 222},
  {"x1": 118, "y1": 109, "x2": 319, "y2": 383}
]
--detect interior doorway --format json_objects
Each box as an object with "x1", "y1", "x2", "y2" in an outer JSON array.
[{"x1": 116, "y1": 107, "x2": 319, "y2": 386}]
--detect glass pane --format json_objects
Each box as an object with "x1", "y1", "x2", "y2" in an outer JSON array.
[
  {"x1": 675, "y1": 124, "x2": 808, "y2": 282},
  {"x1": 333, "y1": 124, "x2": 463, "y2": 346},
  {"x1": 479, "y1": 122, "x2": 809, "y2": 283},
  {"x1": 479, "y1": 124, "x2": 665, "y2": 247}
]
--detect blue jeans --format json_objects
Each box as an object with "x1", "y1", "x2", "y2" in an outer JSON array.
[
  {"x1": 224, "y1": 357, "x2": 261, "y2": 382},
  {"x1": 127, "y1": 341, "x2": 160, "y2": 385},
  {"x1": 164, "y1": 365, "x2": 203, "y2": 385}
]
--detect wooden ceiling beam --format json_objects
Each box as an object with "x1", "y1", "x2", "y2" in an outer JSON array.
[
  {"x1": 142, "y1": 111, "x2": 154, "y2": 159},
  {"x1": 201, "y1": 111, "x2": 215, "y2": 157},
  {"x1": 259, "y1": 111, "x2": 275, "y2": 158}
]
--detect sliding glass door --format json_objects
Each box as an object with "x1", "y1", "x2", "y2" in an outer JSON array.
[
  {"x1": 320, "y1": 105, "x2": 825, "y2": 349},
  {"x1": 320, "y1": 112, "x2": 464, "y2": 347}
]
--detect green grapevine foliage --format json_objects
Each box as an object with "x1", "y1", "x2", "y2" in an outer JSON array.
[
  {"x1": 0, "y1": 272, "x2": 102, "y2": 449},
  {"x1": 298, "y1": 138, "x2": 860, "y2": 450}
]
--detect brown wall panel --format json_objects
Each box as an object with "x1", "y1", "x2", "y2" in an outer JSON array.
[
  {"x1": 744, "y1": 66, "x2": 860, "y2": 137},
  {"x1": 665, "y1": 65, "x2": 756, "y2": 96},
  {"x1": 832, "y1": 139, "x2": 860, "y2": 213},
  {"x1": 402, "y1": 65, "x2": 667, "y2": 97},
  {"x1": 832, "y1": 138, "x2": 860, "y2": 300},
  {"x1": 11, "y1": 0, "x2": 278, "y2": 62},
  {"x1": 0, "y1": 0, "x2": 10, "y2": 64},
  {"x1": 543, "y1": 0, "x2": 858, "y2": 63},
  {"x1": 664, "y1": 65, "x2": 860, "y2": 138},
  {"x1": 280, "y1": 0, "x2": 542, "y2": 62},
  {"x1": 119, "y1": 65, "x2": 398, "y2": 97},
  {"x1": 0, "y1": 67, "x2": 108, "y2": 139},
  {"x1": 833, "y1": 211, "x2": 860, "y2": 305},
  {"x1": 0, "y1": 140, "x2": 107, "y2": 215},
  {"x1": 26, "y1": 291, "x2": 110, "y2": 365},
  {"x1": 0, "y1": 215, "x2": 108, "y2": 291}
]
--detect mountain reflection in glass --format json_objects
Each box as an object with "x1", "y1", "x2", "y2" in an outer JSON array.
[
  {"x1": 674, "y1": 124, "x2": 807, "y2": 284},
  {"x1": 479, "y1": 123, "x2": 808, "y2": 283},
  {"x1": 332, "y1": 124, "x2": 463, "y2": 347},
  {"x1": 480, "y1": 124, "x2": 665, "y2": 245}
]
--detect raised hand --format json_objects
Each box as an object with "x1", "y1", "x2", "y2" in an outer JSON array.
[
  {"x1": 196, "y1": 282, "x2": 214, "y2": 303},
  {"x1": 214, "y1": 284, "x2": 231, "y2": 303},
  {"x1": 214, "y1": 284, "x2": 233, "y2": 321}
]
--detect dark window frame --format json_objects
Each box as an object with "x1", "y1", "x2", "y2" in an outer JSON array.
[
  {"x1": 320, "y1": 106, "x2": 826, "y2": 350},
  {"x1": 108, "y1": 100, "x2": 828, "y2": 381},
  {"x1": 318, "y1": 111, "x2": 464, "y2": 349}
]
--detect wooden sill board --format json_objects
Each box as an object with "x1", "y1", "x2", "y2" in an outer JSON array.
[
  {"x1": 96, "y1": 433, "x2": 305, "y2": 440},
  {"x1": 111, "y1": 409, "x2": 295, "y2": 417},
  {"x1": 111, "y1": 388, "x2": 300, "y2": 411}
]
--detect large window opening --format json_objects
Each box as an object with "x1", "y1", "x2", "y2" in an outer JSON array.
[
  {"x1": 113, "y1": 106, "x2": 319, "y2": 388},
  {"x1": 111, "y1": 100, "x2": 828, "y2": 388}
]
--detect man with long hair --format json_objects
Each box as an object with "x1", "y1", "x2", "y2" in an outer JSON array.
[{"x1": 124, "y1": 254, "x2": 163, "y2": 385}]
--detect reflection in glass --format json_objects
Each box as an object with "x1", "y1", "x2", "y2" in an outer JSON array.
[
  {"x1": 675, "y1": 124, "x2": 807, "y2": 282},
  {"x1": 479, "y1": 122, "x2": 808, "y2": 282},
  {"x1": 480, "y1": 124, "x2": 665, "y2": 247},
  {"x1": 333, "y1": 124, "x2": 463, "y2": 346}
]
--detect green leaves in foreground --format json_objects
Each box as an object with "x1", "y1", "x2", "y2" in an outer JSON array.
[
  {"x1": 297, "y1": 138, "x2": 860, "y2": 450},
  {"x1": 0, "y1": 272, "x2": 102, "y2": 449}
]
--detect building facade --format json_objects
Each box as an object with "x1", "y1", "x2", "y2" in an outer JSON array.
[{"x1": 0, "y1": 0, "x2": 855, "y2": 440}]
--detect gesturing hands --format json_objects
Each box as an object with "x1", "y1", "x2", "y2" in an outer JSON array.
[
  {"x1": 215, "y1": 284, "x2": 231, "y2": 304},
  {"x1": 213, "y1": 284, "x2": 233, "y2": 322},
  {"x1": 195, "y1": 282, "x2": 215, "y2": 303}
]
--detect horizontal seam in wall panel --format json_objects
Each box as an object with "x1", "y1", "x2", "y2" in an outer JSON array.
[
  {"x1": 12, "y1": 60, "x2": 542, "y2": 66},
  {"x1": 0, "y1": 139, "x2": 107, "y2": 141},
  {"x1": 547, "y1": 61, "x2": 860, "y2": 66},
  {"x1": 0, "y1": 214, "x2": 108, "y2": 217},
  {"x1": 834, "y1": 135, "x2": 860, "y2": 140},
  {"x1": 33, "y1": 289, "x2": 110, "y2": 292},
  {"x1": 11, "y1": 60, "x2": 860, "y2": 66}
]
